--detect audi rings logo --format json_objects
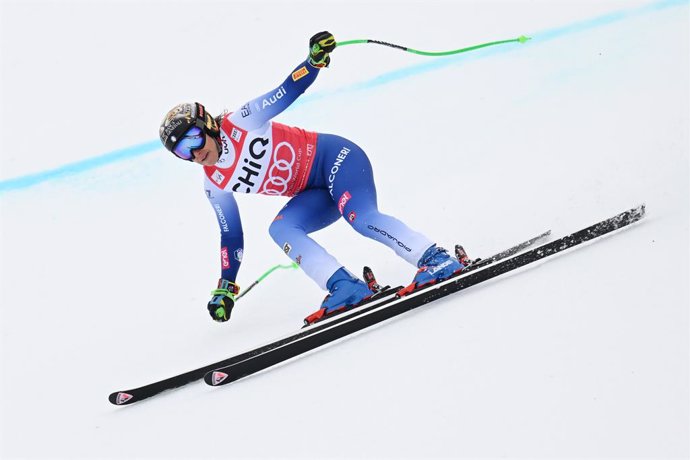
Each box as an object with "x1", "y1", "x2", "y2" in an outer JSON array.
[{"x1": 260, "y1": 141, "x2": 295, "y2": 195}]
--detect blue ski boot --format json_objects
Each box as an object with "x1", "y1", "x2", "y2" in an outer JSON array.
[
  {"x1": 304, "y1": 268, "x2": 374, "y2": 326},
  {"x1": 398, "y1": 245, "x2": 466, "y2": 296}
]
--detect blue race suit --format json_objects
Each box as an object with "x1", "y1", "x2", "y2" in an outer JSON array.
[{"x1": 205, "y1": 58, "x2": 433, "y2": 290}]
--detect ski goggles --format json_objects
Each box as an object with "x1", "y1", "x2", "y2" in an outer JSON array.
[{"x1": 172, "y1": 126, "x2": 207, "y2": 161}]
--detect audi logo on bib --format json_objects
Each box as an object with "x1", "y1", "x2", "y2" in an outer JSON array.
[{"x1": 260, "y1": 141, "x2": 296, "y2": 196}]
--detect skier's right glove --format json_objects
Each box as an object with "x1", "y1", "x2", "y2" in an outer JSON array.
[
  {"x1": 309, "y1": 31, "x2": 336, "y2": 68},
  {"x1": 207, "y1": 279, "x2": 240, "y2": 323}
]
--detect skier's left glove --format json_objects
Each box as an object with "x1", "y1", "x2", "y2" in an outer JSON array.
[
  {"x1": 207, "y1": 279, "x2": 240, "y2": 323},
  {"x1": 309, "y1": 31, "x2": 336, "y2": 68}
]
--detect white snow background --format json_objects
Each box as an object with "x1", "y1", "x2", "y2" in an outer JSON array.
[{"x1": 1, "y1": 0, "x2": 688, "y2": 458}]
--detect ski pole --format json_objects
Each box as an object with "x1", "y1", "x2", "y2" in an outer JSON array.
[
  {"x1": 336, "y1": 35, "x2": 531, "y2": 56},
  {"x1": 236, "y1": 262, "x2": 299, "y2": 301}
]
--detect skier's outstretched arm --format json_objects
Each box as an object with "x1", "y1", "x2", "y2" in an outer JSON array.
[
  {"x1": 204, "y1": 175, "x2": 244, "y2": 322},
  {"x1": 229, "y1": 31, "x2": 336, "y2": 130}
]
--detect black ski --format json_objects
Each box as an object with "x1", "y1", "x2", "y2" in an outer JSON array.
[
  {"x1": 204, "y1": 205, "x2": 645, "y2": 388},
  {"x1": 464, "y1": 229, "x2": 552, "y2": 269},
  {"x1": 108, "y1": 229, "x2": 551, "y2": 405},
  {"x1": 302, "y1": 229, "x2": 551, "y2": 327}
]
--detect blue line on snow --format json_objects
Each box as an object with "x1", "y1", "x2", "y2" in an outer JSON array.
[
  {"x1": 0, "y1": 0, "x2": 685, "y2": 194},
  {"x1": 0, "y1": 141, "x2": 161, "y2": 193}
]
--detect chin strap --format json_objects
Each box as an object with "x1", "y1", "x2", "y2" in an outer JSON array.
[{"x1": 212, "y1": 137, "x2": 222, "y2": 157}]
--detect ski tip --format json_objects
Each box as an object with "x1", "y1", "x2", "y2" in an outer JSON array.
[
  {"x1": 205, "y1": 370, "x2": 230, "y2": 386},
  {"x1": 108, "y1": 391, "x2": 135, "y2": 406}
]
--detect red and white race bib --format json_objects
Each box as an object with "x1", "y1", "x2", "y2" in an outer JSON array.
[{"x1": 204, "y1": 115, "x2": 317, "y2": 197}]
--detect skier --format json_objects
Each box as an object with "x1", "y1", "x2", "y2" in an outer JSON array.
[{"x1": 159, "y1": 32, "x2": 467, "y2": 325}]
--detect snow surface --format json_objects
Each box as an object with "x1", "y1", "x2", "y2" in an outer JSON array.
[{"x1": 1, "y1": 0, "x2": 688, "y2": 458}]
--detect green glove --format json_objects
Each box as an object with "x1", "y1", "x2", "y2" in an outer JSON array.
[
  {"x1": 309, "y1": 31, "x2": 336, "y2": 68},
  {"x1": 207, "y1": 279, "x2": 240, "y2": 322}
]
